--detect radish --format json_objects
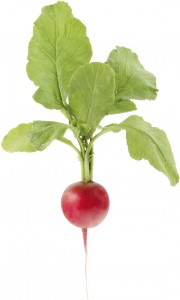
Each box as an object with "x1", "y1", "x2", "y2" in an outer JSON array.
[
  {"x1": 61, "y1": 181, "x2": 109, "y2": 298},
  {"x1": 1, "y1": 1, "x2": 179, "y2": 299},
  {"x1": 61, "y1": 181, "x2": 110, "y2": 250},
  {"x1": 61, "y1": 181, "x2": 110, "y2": 229},
  {"x1": 61, "y1": 180, "x2": 109, "y2": 299}
]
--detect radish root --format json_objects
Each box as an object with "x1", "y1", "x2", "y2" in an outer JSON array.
[{"x1": 82, "y1": 228, "x2": 89, "y2": 300}]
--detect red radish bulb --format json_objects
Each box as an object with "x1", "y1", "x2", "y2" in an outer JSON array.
[{"x1": 61, "y1": 181, "x2": 110, "y2": 228}]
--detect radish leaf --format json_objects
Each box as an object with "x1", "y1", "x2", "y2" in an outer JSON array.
[
  {"x1": 27, "y1": 2, "x2": 92, "y2": 110},
  {"x1": 1, "y1": 121, "x2": 68, "y2": 152},
  {"x1": 108, "y1": 99, "x2": 137, "y2": 115},
  {"x1": 69, "y1": 62, "x2": 116, "y2": 138},
  {"x1": 102, "y1": 115, "x2": 179, "y2": 186},
  {"x1": 27, "y1": 121, "x2": 68, "y2": 151},
  {"x1": 107, "y1": 46, "x2": 158, "y2": 101},
  {"x1": 2, "y1": 123, "x2": 36, "y2": 152}
]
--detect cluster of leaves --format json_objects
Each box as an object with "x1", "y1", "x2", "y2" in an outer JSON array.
[{"x1": 2, "y1": 1, "x2": 179, "y2": 185}]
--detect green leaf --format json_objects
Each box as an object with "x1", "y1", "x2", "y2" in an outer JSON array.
[
  {"x1": 27, "y1": 1, "x2": 92, "y2": 110},
  {"x1": 108, "y1": 99, "x2": 137, "y2": 115},
  {"x1": 33, "y1": 88, "x2": 61, "y2": 110},
  {"x1": 68, "y1": 62, "x2": 116, "y2": 138},
  {"x1": 106, "y1": 46, "x2": 158, "y2": 101},
  {"x1": 103, "y1": 115, "x2": 179, "y2": 186},
  {"x1": 27, "y1": 121, "x2": 68, "y2": 151},
  {"x1": 1, "y1": 123, "x2": 36, "y2": 152}
]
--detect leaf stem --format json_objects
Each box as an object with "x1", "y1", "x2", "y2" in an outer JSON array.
[
  {"x1": 90, "y1": 128, "x2": 108, "y2": 145},
  {"x1": 60, "y1": 137, "x2": 82, "y2": 158},
  {"x1": 89, "y1": 143, "x2": 94, "y2": 180},
  {"x1": 80, "y1": 138, "x2": 94, "y2": 183},
  {"x1": 80, "y1": 128, "x2": 112, "y2": 182},
  {"x1": 77, "y1": 136, "x2": 86, "y2": 158}
]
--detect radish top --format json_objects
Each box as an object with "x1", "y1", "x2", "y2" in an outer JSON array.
[{"x1": 1, "y1": 1, "x2": 179, "y2": 186}]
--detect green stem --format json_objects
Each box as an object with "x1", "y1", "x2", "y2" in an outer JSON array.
[
  {"x1": 62, "y1": 127, "x2": 108, "y2": 183},
  {"x1": 89, "y1": 143, "x2": 94, "y2": 180},
  {"x1": 60, "y1": 137, "x2": 80, "y2": 155},
  {"x1": 81, "y1": 139, "x2": 94, "y2": 183},
  {"x1": 90, "y1": 129, "x2": 107, "y2": 145},
  {"x1": 84, "y1": 152, "x2": 90, "y2": 182},
  {"x1": 77, "y1": 136, "x2": 85, "y2": 158},
  {"x1": 81, "y1": 129, "x2": 108, "y2": 181}
]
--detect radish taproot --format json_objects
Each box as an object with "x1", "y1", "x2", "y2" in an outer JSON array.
[{"x1": 1, "y1": 1, "x2": 179, "y2": 299}]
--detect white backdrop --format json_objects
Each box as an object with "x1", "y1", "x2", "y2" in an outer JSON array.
[{"x1": 0, "y1": 0, "x2": 180, "y2": 299}]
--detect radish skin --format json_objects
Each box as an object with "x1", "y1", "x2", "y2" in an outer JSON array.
[{"x1": 61, "y1": 181, "x2": 110, "y2": 228}]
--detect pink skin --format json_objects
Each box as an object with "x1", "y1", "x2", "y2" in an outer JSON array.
[{"x1": 61, "y1": 181, "x2": 110, "y2": 228}]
